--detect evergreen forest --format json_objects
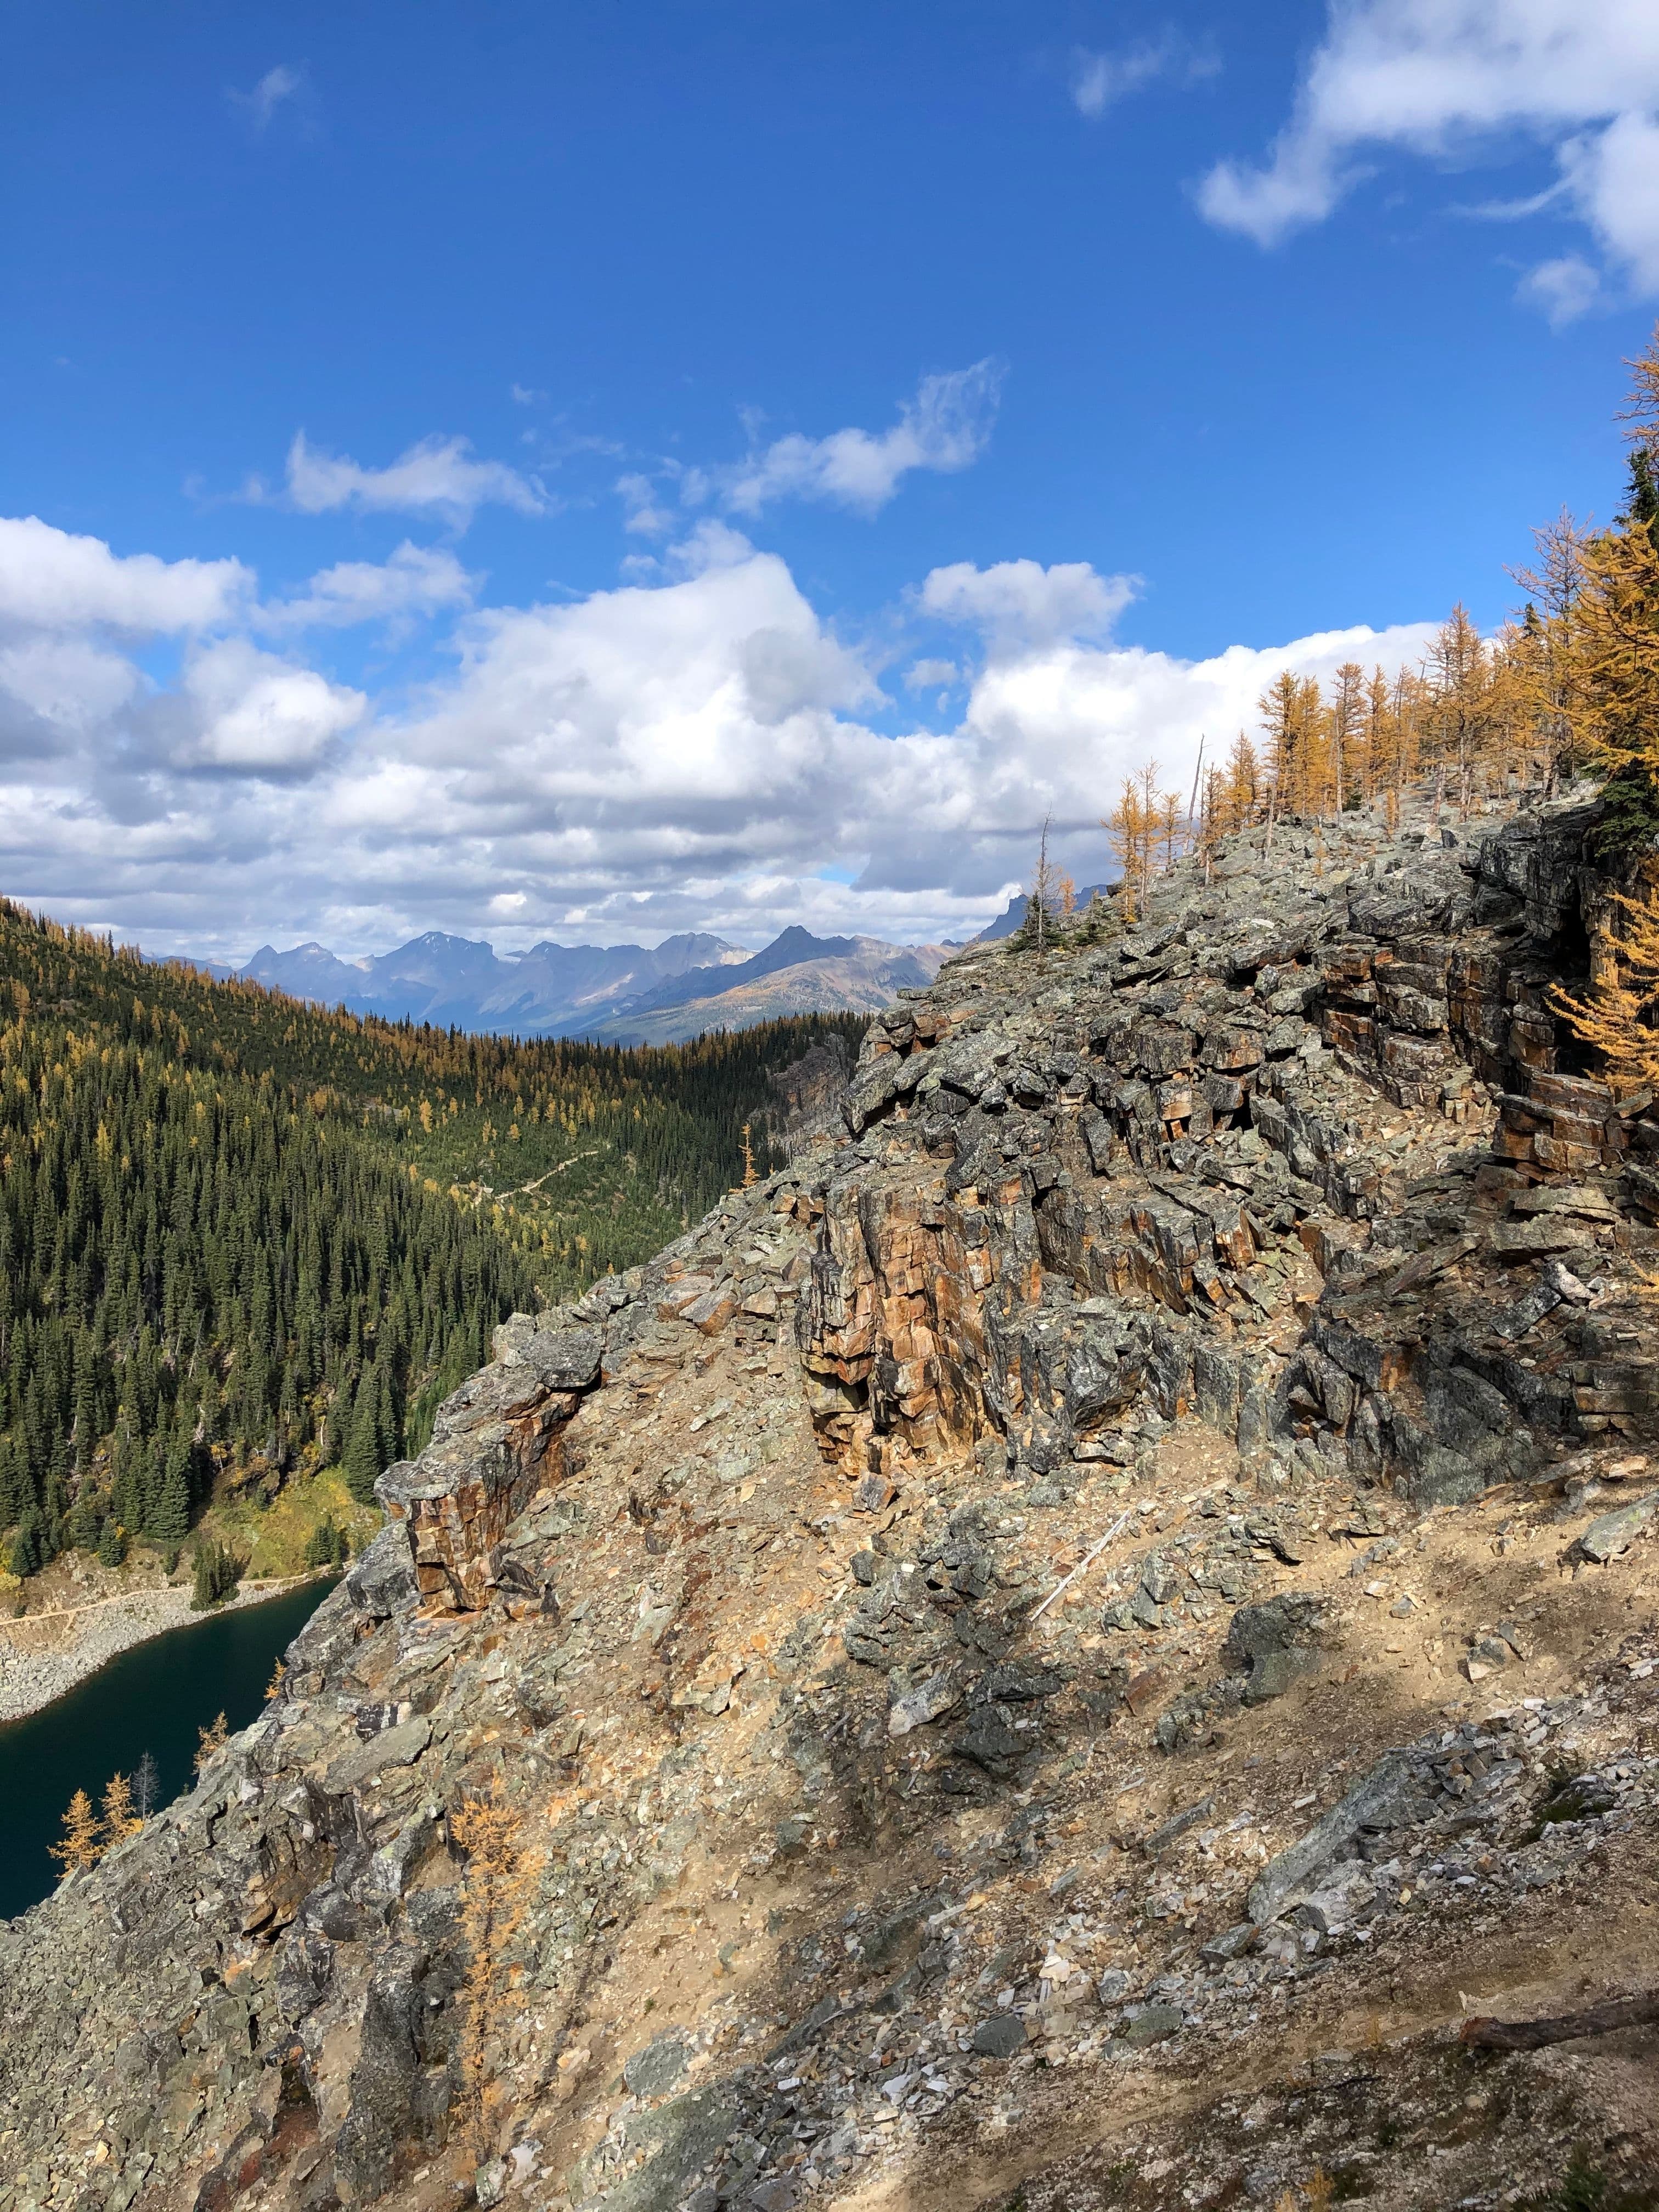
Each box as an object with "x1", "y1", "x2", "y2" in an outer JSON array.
[{"x1": 0, "y1": 898, "x2": 865, "y2": 1576}]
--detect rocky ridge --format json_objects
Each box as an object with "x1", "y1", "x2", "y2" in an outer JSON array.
[{"x1": 2, "y1": 792, "x2": 1657, "y2": 2212}]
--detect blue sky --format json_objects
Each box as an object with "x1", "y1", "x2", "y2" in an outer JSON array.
[{"x1": 4, "y1": 1, "x2": 1657, "y2": 957}]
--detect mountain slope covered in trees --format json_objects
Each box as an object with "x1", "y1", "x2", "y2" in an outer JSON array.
[{"x1": 0, "y1": 900, "x2": 864, "y2": 1574}]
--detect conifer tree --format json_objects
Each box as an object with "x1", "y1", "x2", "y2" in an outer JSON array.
[
  {"x1": 9, "y1": 1510, "x2": 42, "y2": 1579},
  {"x1": 453, "y1": 1785, "x2": 540, "y2": 2156},
  {"x1": 49, "y1": 1788, "x2": 102, "y2": 1877},
  {"x1": 343, "y1": 1390, "x2": 382, "y2": 1506},
  {"x1": 1024, "y1": 814, "x2": 1059, "y2": 961},
  {"x1": 1223, "y1": 732, "x2": 1260, "y2": 831},
  {"x1": 100, "y1": 1771, "x2": 142, "y2": 1846},
  {"x1": 1545, "y1": 332, "x2": 1659, "y2": 851},
  {"x1": 194, "y1": 1712, "x2": 229, "y2": 1771},
  {"x1": 150, "y1": 1448, "x2": 190, "y2": 1545},
  {"x1": 190, "y1": 1538, "x2": 242, "y2": 1610},
  {"x1": 1425, "y1": 605, "x2": 1491, "y2": 819},
  {"x1": 1507, "y1": 510, "x2": 1586, "y2": 795},
  {"x1": 1105, "y1": 778, "x2": 1148, "y2": 922}
]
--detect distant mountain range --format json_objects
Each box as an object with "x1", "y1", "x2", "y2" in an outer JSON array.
[{"x1": 195, "y1": 924, "x2": 950, "y2": 1043}]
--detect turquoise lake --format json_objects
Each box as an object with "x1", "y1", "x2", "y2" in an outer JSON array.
[{"x1": 0, "y1": 1577, "x2": 334, "y2": 1922}]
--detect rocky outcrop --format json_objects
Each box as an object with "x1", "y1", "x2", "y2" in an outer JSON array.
[
  {"x1": 379, "y1": 1321, "x2": 605, "y2": 1609},
  {"x1": 3, "y1": 791, "x2": 1657, "y2": 2212},
  {"x1": 793, "y1": 799, "x2": 1659, "y2": 1526}
]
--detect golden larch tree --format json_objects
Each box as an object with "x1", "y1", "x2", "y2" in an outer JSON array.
[
  {"x1": 1544, "y1": 331, "x2": 1659, "y2": 851},
  {"x1": 1104, "y1": 780, "x2": 1147, "y2": 923},
  {"x1": 50, "y1": 1788, "x2": 103, "y2": 1877},
  {"x1": 194, "y1": 1712, "x2": 229, "y2": 1772},
  {"x1": 1327, "y1": 662, "x2": 1365, "y2": 814},
  {"x1": 100, "y1": 1771, "x2": 142, "y2": 1847},
  {"x1": 1508, "y1": 507, "x2": 1588, "y2": 794},
  {"x1": 1555, "y1": 890, "x2": 1659, "y2": 1099},
  {"x1": 1425, "y1": 604, "x2": 1491, "y2": 819},
  {"x1": 453, "y1": 1785, "x2": 541, "y2": 2158}
]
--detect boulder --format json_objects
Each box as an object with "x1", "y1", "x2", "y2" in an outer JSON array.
[
  {"x1": 1222, "y1": 1594, "x2": 1327, "y2": 1704},
  {"x1": 1248, "y1": 1752, "x2": 1413, "y2": 1925},
  {"x1": 1571, "y1": 1492, "x2": 1655, "y2": 1565},
  {"x1": 971, "y1": 2015, "x2": 1026, "y2": 2058}
]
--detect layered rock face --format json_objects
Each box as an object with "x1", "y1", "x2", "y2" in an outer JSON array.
[
  {"x1": 799, "y1": 801, "x2": 1658, "y2": 1515},
  {"x1": 2, "y1": 794, "x2": 1657, "y2": 2212}
]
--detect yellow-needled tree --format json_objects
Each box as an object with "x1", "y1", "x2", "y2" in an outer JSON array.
[
  {"x1": 1105, "y1": 777, "x2": 1148, "y2": 923},
  {"x1": 1549, "y1": 329, "x2": 1659, "y2": 1114},
  {"x1": 1328, "y1": 661, "x2": 1365, "y2": 815},
  {"x1": 1259, "y1": 673, "x2": 1327, "y2": 820},
  {"x1": 1223, "y1": 731, "x2": 1261, "y2": 833},
  {"x1": 1555, "y1": 329, "x2": 1659, "y2": 855},
  {"x1": 453, "y1": 1785, "x2": 540, "y2": 2158},
  {"x1": 49, "y1": 1788, "x2": 103, "y2": 1877},
  {"x1": 1424, "y1": 605, "x2": 1492, "y2": 820},
  {"x1": 100, "y1": 1771, "x2": 142, "y2": 1846},
  {"x1": 1554, "y1": 888, "x2": 1659, "y2": 1099},
  {"x1": 1508, "y1": 507, "x2": 1589, "y2": 797}
]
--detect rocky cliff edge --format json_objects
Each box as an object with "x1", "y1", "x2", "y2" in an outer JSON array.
[{"x1": 2, "y1": 792, "x2": 1657, "y2": 2212}]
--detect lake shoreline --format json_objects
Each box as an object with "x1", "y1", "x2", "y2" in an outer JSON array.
[{"x1": 0, "y1": 1573, "x2": 332, "y2": 1725}]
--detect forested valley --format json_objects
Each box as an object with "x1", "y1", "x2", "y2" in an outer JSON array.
[{"x1": 0, "y1": 901, "x2": 864, "y2": 1579}]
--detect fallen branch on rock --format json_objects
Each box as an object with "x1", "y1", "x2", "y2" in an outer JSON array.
[{"x1": 1031, "y1": 1507, "x2": 1136, "y2": 1622}]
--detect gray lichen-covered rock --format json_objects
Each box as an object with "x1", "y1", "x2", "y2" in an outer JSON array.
[
  {"x1": 1222, "y1": 1594, "x2": 1328, "y2": 1704},
  {"x1": 1571, "y1": 1491, "x2": 1655, "y2": 1564},
  {"x1": 1247, "y1": 1752, "x2": 1414, "y2": 1924}
]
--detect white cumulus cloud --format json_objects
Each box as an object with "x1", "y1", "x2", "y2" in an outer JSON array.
[
  {"x1": 281, "y1": 431, "x2": 547, "y2": 522},
  {"x1": 0, "y1": 516, "x2": 1443, "y2": 960},
  {"x1": 919, "y1": 558, "x2": 1139, "y2": 658},
  {"x1": 1195, "y1": 0, "x2": 1659, "y2": 314},
  {"x1": 171, "y1": 640, "x2": 365, "y2": 774},
  {"x1": 0, "y1": 516, "x2": 251, "y2": 635}
]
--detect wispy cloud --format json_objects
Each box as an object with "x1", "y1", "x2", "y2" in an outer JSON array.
[
  {"x1": 273, "y1": 431, "x2": 548, "y2": 524},
  {"x1": 616, "y1": 472, "x2": 680, "y2": 537},
  {"x1": 723, "y1": 361, "x2": 1004, "y2": 517},
  {"x1": 1194, "y1": 0, "x2": 1659, "y2": 320},
  {"x1": 1071, "y1": 32, "x2": 1218, "y2": 119},
  {"x1": 229, "y1": 63, "x2": 306, "y2": 134},
  {"x1": 1518, "y1": 253, "x2": 1603, "y2": 327},
  {"x1": 261, "y1": 543, "x2": 477, "y2": 633}
]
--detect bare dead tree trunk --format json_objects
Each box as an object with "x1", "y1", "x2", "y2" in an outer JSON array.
[
  {"x1": 1036, "y1": 815, "x2": 1049, "y2": 967},
  {"x1": 1460, "y1": 1992, "x2": 1659, "y2": 2052}
]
